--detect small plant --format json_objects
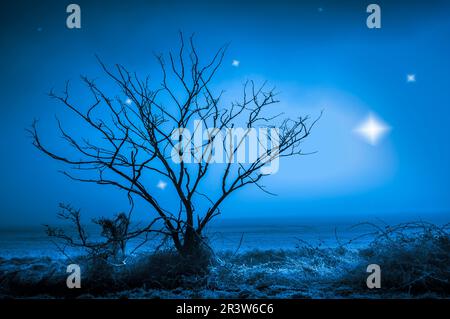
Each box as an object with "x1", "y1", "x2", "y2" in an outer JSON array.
[{"x1": 44, "y1": 203, "x2": 159, "y2": 264}]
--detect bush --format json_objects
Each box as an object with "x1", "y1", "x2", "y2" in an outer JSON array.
[{"x1": 343, "y1": 221, "x2": 450, "y2": 295}]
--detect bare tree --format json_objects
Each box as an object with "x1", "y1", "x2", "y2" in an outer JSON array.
[{"x1": 30, "y1": 34, "x2": 320, "y2": 258}]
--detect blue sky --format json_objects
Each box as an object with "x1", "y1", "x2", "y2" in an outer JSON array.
[{"x1": 0, "y1": 0, "x2": 450, "y2": 226}]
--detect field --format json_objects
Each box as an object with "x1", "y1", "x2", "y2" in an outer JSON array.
[{"x1": 1, "y1": 221, "x2": 449, "y2": 299}]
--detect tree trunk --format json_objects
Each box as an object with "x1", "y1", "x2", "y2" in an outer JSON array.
[
  {"x1": 181, "y1": 227, "x2": 203, "y2": 257},
  {"x1": 178, "y1": 227, "x2": 210, "y2": 275}
]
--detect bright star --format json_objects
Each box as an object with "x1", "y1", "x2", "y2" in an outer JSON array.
[
  {"x1": 156, "y1": 180, "x2": 167, "y2": 190},
  {"x1": 407, "y1": 74, "x2": 416, "y2": 82},
  {"x1": 125, "y1": 98, "x2": 132, "y2": 105},
  {"x1": 354, "y1": 114, "x2": 390, "y2": 146},
  {"x1": 232, "y1": 60, "x2": 240, "y2": 67}
]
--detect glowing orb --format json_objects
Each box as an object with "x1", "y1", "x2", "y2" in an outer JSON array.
[
  {"x1": 354, "y1": 114, "x2": 390, "y2": 145},
  {"x1": 157, "y1": 180, "x2": 167, "y2": 190}
]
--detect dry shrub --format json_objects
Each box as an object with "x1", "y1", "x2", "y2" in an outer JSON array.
[{"x1": 344, "y1": 221, "x2": 450, "y2": 295}]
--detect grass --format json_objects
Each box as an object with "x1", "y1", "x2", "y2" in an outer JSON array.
[
  {"x1": 0, "y1": 221, "x2": 449, "y2": 298},
  {"x1": 341, "y1": 221, "x2": 450, "y2": 296}
]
